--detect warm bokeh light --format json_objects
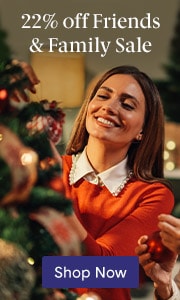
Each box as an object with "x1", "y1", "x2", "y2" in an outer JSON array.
[
  {"x1": 166, "y1": 140, "x2": 176, "y2": 150},
  {"x1": 0, "y1": 89, "x2": 8, "y2": 100},
  {"x1": 165, "y1": 161, "x2": 175, "y2": 171},
  {"x1": 21, "y1": 151, "x2": 38, "y2": 166},
  {"x1": 27, "y1": 257, "x2": 35, "y2": 266},
  {"x1": 164, "y1": 150, "x2": 170, "y2": 160}
]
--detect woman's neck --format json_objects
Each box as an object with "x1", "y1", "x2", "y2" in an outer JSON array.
[{"x1": 86, "y1": 138, "x2": 128, "y2": 173}]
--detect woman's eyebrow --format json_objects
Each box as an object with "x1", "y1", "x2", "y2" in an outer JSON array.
[
  {"x1": 99, "y1": 87, "x2": 140, "y2": 103},
  {"x1": 99, "y1": 86, "x2": 113, "y2": 93},
  {"x1": 120, "y1": 92, "x2": 139, "y2": 103}
]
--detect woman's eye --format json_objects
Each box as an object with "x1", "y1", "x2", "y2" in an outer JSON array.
[
  {"x1": 97, "y1": 94, "x2": 108, "y2": 99},
  {"x1": 121, "y1": 101, "x2": 135, "y2": 110}
]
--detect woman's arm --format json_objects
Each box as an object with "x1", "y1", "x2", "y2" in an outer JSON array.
[{"x1": 83, "y1": 184, "x2": 174, "y2": 256}]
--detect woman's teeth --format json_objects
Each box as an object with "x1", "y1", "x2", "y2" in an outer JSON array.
[{"x1": 97, "y1": 117, "x2": 115, "y2": 127}]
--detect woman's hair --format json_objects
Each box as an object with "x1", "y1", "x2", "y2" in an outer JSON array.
[{"x1": 66, "y1": 65, "x2": 168, "y2": 185}]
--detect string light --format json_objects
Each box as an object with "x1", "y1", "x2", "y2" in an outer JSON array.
[
  {"x1": 0, "y1": 89, "x2": 8, "y2": 100},
  {"x1": 166, "y1": 140, "x2": 176, "y2": 151},
  {"x1": 164, "y1": 150, "x2": 170, "y2": 160},
  {"x1": 78, "y1": 293, "x2": 101, "y2": 300},
  {"x1": 27, "y1": 257, "x2": 35, "y2": 266},
  {"x1": 165, "y1": 161, "x2": 175, "y2": 171},
  {"x1": 21, "y1": 150, "x2": 38, "y2": 166}
]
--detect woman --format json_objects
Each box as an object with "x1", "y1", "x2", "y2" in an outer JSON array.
[
  {"x1": 135, "y1": 214, "x2": 180, "y2": 300},
  {"x1": 15, "y1": 62, "x2": 175, "y2": 300}
]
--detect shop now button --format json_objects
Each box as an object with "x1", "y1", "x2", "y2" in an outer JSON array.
[{"x1": 42, "y1": 256, "x2": 139, "y2": 288}]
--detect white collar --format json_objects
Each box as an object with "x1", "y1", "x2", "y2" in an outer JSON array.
[{"x1": 69, "y1": 148, "x2": 132, "y2": 196}]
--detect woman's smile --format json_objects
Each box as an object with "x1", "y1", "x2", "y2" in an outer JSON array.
[{"x1": 96, "y1": 116, "x2": 120, "y2": 128}]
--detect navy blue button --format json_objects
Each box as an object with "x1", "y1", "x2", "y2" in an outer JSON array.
[{"x1": 42, "y1": 256, "x2": 139, "y2": 288}]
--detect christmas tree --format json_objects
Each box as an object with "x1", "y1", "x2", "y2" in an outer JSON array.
[
  {"x1": 0, "y1": 62, "x2": 87, "y2": 300},
  {"x1": 0, "y1": 22, "x2": 11, "y2": 69},
  {"x1": 155, "y1": 6, "x2": 180, "y2": 123}
]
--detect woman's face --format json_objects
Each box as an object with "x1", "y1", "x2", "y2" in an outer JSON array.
[{"x1": 86, "y1": 74, "x2": 146, "y2": 150}]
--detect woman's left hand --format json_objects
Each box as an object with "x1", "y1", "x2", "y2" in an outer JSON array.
[{"x1": 158, "y1": 214, "x2": 180, "y2": 254}]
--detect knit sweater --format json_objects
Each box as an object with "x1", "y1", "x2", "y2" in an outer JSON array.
[{"x1": 62, "y1": 155, "x2": 174, "y2": 300}]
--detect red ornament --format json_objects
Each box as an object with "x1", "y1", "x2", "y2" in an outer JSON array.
[
  {"x1": 48, "y1": 177, "x2": 65, "y2": 194},
  {"x1": 147, "y1": 231, "x2": 174, "y2": 263}
]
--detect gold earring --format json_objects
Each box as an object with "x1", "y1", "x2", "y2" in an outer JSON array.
[{"x1": 137, "y1": 134, "x2": 142, "y2": 141}]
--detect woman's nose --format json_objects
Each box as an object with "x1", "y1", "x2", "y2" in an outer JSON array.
[{"x1": 102, "y1": 97, "x2": 119, "y2": 114}]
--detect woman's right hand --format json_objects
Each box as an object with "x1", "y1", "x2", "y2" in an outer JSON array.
[{"x1": 135, "y1": 235, "x2": 177, "y2": 284}]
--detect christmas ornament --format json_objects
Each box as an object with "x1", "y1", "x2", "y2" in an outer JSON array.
[
  {"x1": 0, "y1": 239, "x2": 35, "y2": 300},
  {"x1": 0, "y1": 63, "x2": 31, "y2": 112},
  {"x1": 147, "y1": 231, "x2": 174, "y2": 263},
  {"x1": 48, "y1": 176, "x2": 65, "y2": 194},
  {"x1": 26, "y1": 99, "x2": 65, "y2": 145}
]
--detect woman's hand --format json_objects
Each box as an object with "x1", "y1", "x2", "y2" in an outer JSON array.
[
  {"x1": 135, "y1": 235, "x2": 177, "y2": 299},
  {"x1": 158, "y1": 214, "x2": 180, "y2": 254},
  {"x1": 135, "y1": 236, "x2": 177, "y2": 281}
]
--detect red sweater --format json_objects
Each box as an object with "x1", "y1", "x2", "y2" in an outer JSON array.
[{"x1": 62, "y1": 155, "x2": 174, "y2": 300}]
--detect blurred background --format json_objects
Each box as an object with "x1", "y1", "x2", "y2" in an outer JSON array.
[{"x1": 0, "y1": 1, "x2": 180, "y2": 298}]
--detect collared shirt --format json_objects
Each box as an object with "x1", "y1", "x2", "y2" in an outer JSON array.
[{"x1": 69, "y1": 148, "x2": 130, "y2": 196}]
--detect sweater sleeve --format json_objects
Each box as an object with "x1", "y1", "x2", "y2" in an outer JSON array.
[
  {"x1": 83, "y1": 184, "x2": 174, "y2": 256},
  {"x1": 153, "y1": 280, "x2": 180, "y2": 300}
]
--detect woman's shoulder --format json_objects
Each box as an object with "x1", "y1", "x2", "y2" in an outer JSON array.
[
  {"x1": 62, "y1": 154, "x2": 72, "y2": 162},
  {"x1": 129, "y1": 178, "x2": 174, "y2": 198},
  {"x1": 61, "y1": 154, "x2": 73, "y2": 172},
  {"x1": 127, "y1": 179, "x2": 174, "y2": 211}
]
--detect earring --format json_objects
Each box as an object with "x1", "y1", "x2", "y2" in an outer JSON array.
[
  {"x1": 133, "y1": 132, "x2": 143, "y2": 143},
  {"x1": 137, "y1": 135, "x2": 142, "y2": 141},
  {"x1": 136, "y1": 132, "x2": 143, "y2": 141}
]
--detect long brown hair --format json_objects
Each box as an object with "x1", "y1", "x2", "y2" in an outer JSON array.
[{"x1": 66, "y1": 65, "x2": 169, "y2": 186}]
